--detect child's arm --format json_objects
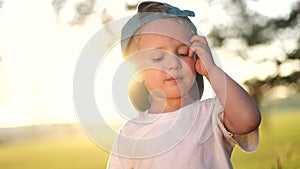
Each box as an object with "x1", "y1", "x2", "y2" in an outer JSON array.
[{"x1": 190, "y1": 35, "x2": 261, "y2": 135}]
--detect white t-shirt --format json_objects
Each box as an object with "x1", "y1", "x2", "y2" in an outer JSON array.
[{"x1": 107, "y1": 98, "x2": 259, "y2": 169}]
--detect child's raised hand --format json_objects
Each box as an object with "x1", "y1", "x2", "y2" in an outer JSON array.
[{"x1": 189, "y1": 35, "x2": 216, "y2": 78}]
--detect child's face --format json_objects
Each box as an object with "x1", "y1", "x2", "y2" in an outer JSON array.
[{"x1": 131, "y1": 18, "x2": 196, "y2": 99}]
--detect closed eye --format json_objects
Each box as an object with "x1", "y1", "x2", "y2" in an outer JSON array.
[
  {"x1": 178, "y1": 53, "x2": 189, "y2": 57},
  {"x1": 177, "y1": 45, "x2": 190, "y2": 58},
  {"x1": 152, "y1": 56, "x2": 164, "y2": 62}
]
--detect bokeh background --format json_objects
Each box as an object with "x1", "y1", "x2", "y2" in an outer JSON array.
[{"x1": 0, "y1": 0, "x2": 299, "y2": 168}]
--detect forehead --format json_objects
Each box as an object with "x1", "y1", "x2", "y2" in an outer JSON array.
[
  {"x1": 136, "y1": 18, "x2": 194, "y2": 46},
  {"x1": 138, "y1": 34, "x2": 189, "y2": 51}
]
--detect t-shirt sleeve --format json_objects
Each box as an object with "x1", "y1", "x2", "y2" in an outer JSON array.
[{"x1": 213, "y1": 97, "x2": 259, "y2": 152}]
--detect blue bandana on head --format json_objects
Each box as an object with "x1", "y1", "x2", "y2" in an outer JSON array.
[
  {"x1": 121, "y1": 1, "x2": 197, "y2": 55},
  {"x1": 166, "y1": 6, "x2": 195, "y2": 17}
]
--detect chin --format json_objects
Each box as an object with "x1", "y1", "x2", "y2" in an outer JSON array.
[{"x1": 165, "y1": 91, "x2": 189, "y2": 99}]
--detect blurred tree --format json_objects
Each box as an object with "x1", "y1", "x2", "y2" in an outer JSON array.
[
  {"x1": 125, "y1": 2, "x2": 138, "y2": 10},
  {"x1": 70, "y1": 0, "x2": 96, "y2": 25},
  {"x1": 51, "y1": 0, "x2": 114, "y2": 25},
  {"x1": 0, "y1": 1, "x2": 3, "y2": 9},
  {"x1": 100, "y1": 8, "x2": 113, "y2": 25},
  {"x1": 51, "y1": 0, "x2": 67, "y2": 19},
  {"x1": 206, "y1": 0, "x2": 300, "y2": 105},
  {"x1": 51, "y1": 0, "x2": 96, "y2": 25}
]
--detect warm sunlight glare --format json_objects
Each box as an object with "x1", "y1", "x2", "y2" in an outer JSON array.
[{"x1": 0, "y1": 0, "x2": 297, "y2": 127}]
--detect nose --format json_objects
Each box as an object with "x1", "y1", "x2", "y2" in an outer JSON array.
[{"x1": 167, "y1": 54, "x2": 181, "y2": 70}]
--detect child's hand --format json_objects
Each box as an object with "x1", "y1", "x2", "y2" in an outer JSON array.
[{"x1": 189, "y1": 35, "x2": 216, "y2": 79}]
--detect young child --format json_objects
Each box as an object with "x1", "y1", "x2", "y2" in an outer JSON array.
[{"x1": 107, "y1": 1, "x2": 261, "y2": 169}]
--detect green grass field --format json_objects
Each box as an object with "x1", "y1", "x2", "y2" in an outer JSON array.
[
  {"x1": 0, "y1": 109, "x2": 299, "y2": 169},
  {"x1": 232, "y1": 110, "x2": 300, "y2": 169}
]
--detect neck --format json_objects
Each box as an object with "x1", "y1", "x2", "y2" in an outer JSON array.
[{"x1": 149, "y1": 95, "x2": 195, "y2": 114}]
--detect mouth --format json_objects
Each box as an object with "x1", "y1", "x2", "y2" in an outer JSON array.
[{"x1": 165, "y1": 76, "x2": 183, "y2": 82}]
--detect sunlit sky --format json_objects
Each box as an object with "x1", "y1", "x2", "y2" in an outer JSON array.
[{"x1": 0, "y1": 0, "x2": 297, "y2": 128}]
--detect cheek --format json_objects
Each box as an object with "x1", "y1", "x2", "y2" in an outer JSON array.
[
  {"x1": 142, "y1": 69, "x2": 165, "y2": 83},
  {"x1": 142, "y1": 69, "x2": 168, "y2": 91},
  {"x1": 182, "y1": 59, "x2": 196, "y2": 73}
]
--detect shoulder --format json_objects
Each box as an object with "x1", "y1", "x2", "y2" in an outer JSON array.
[{"x1": 196, "y1": 97, "x2": 224, "y2": 114}]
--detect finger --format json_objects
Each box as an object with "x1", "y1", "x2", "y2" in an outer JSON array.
[
  {"x1": 190, "y1": 35, "x2": 208, "y2": 45},
  {"x1": 188, "y1": 47, "x2": 195, "y2": 58},
  {"x1": 190, "y1": 42, "x2": 210, "y2": 54},
  {"x1": 188, "y1": 48, "x2": 198, "y2": 60},
  {"x1": 190, "y1": 36, "x2": 210, "y2": 54}
]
